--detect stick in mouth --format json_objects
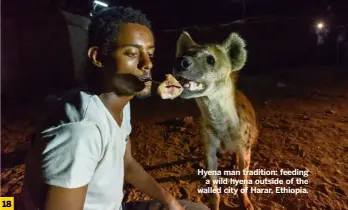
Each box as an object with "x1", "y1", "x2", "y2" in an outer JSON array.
[{"x1": 139, "y1": 78, "x2": 162, "y2": 85}]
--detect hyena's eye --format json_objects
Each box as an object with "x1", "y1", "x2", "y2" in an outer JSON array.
[{"x1": 206, "y1": 55, "x2": 215, "y2": 66}]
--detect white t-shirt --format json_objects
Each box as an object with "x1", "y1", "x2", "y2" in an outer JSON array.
[{"x1": 19, "y1": 90, "x2": 132, "y2": 210}]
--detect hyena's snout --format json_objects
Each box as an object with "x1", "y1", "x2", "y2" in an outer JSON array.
[{"x1": 174, "y1": 56, "x2": 193, "y2": 72}]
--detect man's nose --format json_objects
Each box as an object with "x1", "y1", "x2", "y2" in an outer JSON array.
[
  {"x1": 139, "y1": 54, "x2": 153, "y2": 71},
  {"x1": 175, "y1": 56, "x2": 192, "y2": 71}
]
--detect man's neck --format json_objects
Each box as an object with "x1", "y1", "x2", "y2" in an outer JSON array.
[{"x1": 98, "y1": 92, "x2": 133, "y2": 115}]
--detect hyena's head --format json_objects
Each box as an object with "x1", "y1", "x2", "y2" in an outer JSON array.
[{"x1": 173, "y1": 31, "x2": 247, "y2": 99}]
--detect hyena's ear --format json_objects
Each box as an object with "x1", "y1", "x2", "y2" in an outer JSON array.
[
  {"x1": 222, "y1": 32, "x2": 247, "y2": 71},
  {"x1": 176, "y1": 31, "x2": 197, "y2": 57}
]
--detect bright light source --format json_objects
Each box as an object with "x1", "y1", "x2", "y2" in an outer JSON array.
[
  {"x1": 317, "y1": 22, "x2": 324, "y2": 29},
  {"x1": 94, "y1": 0, "x2": 108, "y2": 7}
]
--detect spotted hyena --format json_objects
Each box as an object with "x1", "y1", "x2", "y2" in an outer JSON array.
[{"x1": 173, "y1": 31, "x2": 258, "y2": 210}]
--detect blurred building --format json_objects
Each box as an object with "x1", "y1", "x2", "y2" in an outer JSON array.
[{"x1": 61, "y1": 10, "x2": 90, "y2": 84}]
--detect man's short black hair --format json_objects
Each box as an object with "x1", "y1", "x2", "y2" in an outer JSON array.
[{"x1": 88, "y1": 6, "x2": 152, "y2": 57}]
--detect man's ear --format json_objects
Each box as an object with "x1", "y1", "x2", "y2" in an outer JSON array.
[
  {"x1": 88, "y1": 46, "x2": 104, "y2": 68},
  {"x1": 176, "y1": 31, "x2": 197, "y2": 57},
  {"x1": 222, "y1": 32, "x2": 247, "y2": 71}
]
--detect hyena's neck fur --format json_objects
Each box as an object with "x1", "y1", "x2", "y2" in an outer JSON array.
[{"x1": 195, "y1": 73, "x2": 239, "y2": 127}]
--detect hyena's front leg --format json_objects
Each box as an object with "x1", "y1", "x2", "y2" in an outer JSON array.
[
  {"x1": 237, "y1": 148, "x2": 254, "y2": 210},
  {"x1": 203, "y1": 142, "x2": 220, "y2": 210}
]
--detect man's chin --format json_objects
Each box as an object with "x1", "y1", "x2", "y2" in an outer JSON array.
[
  {"x1": 134, "y1": 85, "x2": 151, "y2": 99},
  {"x1": 134, "y1": 88, "x2": 152, "y2": 99},
  {"x1": 135, "y1": 93, "x2": 151, "y2": 99}
]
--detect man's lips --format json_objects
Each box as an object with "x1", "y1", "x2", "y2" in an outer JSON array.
[
  {"x1": 139, "y1": 77, "x2": 152, "y2": 82},
  {"x1": 138, "y1": 77, "x2": 151, "y2": 85}
]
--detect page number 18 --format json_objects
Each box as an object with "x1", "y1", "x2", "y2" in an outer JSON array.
[{"x1": 0, "y1": 197, "x2": 14, "y2": 210}]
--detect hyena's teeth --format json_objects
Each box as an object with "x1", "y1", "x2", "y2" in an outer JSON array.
[
  {"x1": 189, "y1": 81, "x2": 197, "y2": 89},
  {"x1": 183, "y1": 81, "x2": 204, "y2": 91},
  {"x1": 187, "y1": 82, "x2": 204, "y2": 91},
  {"x1": 197, "y1": 83, "x2": 203, "y2": 90}
]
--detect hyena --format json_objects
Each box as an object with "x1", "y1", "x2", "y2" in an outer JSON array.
[{"x1": 173, "y1": 31, "x2": 258, "y2": 210}]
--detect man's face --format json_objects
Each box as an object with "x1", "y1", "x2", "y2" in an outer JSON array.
[{"x1": 101, "y1": 23, "x2": 155, "y2": 98}]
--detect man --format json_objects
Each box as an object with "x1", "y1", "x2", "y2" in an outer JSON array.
[{"x1": 19, "y1": 6, "x2": 209, "y2": 210}]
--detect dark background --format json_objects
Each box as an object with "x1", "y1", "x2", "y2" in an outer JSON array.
[
  {"x1": 46, "y1": 0, "x2": 348, "y2": 29},
  {"x1": 2, "y1": 0, "x2": 348, "y2": 99}
]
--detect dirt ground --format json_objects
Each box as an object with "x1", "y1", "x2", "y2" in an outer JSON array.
[{"x1": 1, "y1": 66, "x2": 348, "y2": 210}]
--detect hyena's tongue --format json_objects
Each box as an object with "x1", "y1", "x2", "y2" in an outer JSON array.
[{"x1": 184, "y1": 81, "x2": 204, "y2": 91}]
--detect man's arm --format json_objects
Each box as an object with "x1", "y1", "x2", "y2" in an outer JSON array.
[
  {"x1": 124, "y1": 138, "x2": 181, "y2": 208},
  {"x1": 36, "y1": 122, "x2": 102, "y2": 210},
  {"x1": 44, "y1": 185, "x2": 88, "y2": 210}
]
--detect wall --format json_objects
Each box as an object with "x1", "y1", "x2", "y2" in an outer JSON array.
[
  {"x1": 2, "y1": 3, "x2": 76, "y2": 99},
  {"x1": 61, "y1": 10, "x2": 90, "y2": 84}
]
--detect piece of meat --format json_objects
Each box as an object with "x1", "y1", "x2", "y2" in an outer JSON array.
[{"x1": 157, "y1": 74, "x2": 183, "y2": 100}]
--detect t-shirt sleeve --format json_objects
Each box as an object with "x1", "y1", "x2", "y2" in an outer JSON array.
[{"x1": 39, "y1": 122, "x2": 102, "y2": 188}]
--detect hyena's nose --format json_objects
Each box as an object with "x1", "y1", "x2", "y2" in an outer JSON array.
[{"x1": 175, "y1": 56, "x2": 192, "y2": 71}]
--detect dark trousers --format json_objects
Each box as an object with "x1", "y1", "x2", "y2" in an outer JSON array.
[{"x1": 123, "y1": 200, "x2": 210, "y2": 210}]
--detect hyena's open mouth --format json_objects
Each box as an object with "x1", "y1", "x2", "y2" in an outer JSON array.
[{"x1": 176, "y1": 75, "x2": 205, "y2": 92}]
